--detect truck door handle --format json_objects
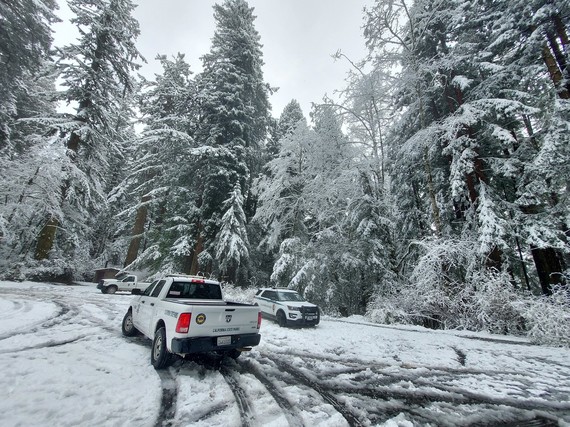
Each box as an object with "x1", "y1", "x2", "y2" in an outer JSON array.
[
  {"x1": 150, "y1": 303, "x2": 154, "y2": 306},
  {"x1": 141, "y1": 301, "x2": 145, "y2": 304}
]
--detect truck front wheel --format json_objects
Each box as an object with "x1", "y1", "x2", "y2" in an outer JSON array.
[
  {"x1": 151, "y1": 327, "x2": 172, "y2": 369},
  {"x1": 106, "y1": 285, "x2": 118, "y2": 294}
]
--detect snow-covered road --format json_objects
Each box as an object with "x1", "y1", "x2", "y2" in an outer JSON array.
[{"x1": 0, "y1": 281, "x2": 569, "y2": 427}]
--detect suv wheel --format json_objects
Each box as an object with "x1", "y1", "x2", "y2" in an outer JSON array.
[{"x1": 276, "y1": 310, "x2": 287, "y2": 327}]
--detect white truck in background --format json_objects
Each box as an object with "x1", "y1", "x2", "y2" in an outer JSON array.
[
  {"x1": 97, "y1": 272, "x2": 151, "y2": 294},
  {"x1": 121, "y1": 274, "x2": 262, "y2": 369}
]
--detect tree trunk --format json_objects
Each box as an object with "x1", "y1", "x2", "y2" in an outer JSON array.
[
  {"x1": 124, "y1": 194, "x2": 151, "y2": 267},
  {"x1": 35, "y1": 215, "x2": 58, "y2": 260},
  {"x1": 460, "y1": 121, "x2": 503, "y2": 270},
  {"x1": 189, "y1": 223, "x2": 204, "y2": 275},
  {"x1": 530, "y1": 245, "x2": 564, "y2": 295},
  {"x1": 422, "y1": 147, "x2": 442, "y2": 234},
  {"x1": 542, "y1": 44, "x2": 569, "y2": 99},
  {"x1": 528, "y1": 21, "x2": 569, "y2": 293}
]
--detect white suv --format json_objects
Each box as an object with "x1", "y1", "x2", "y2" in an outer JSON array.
[{"x1": 254, "y1": 288, "x2": 320, "y2": 327}]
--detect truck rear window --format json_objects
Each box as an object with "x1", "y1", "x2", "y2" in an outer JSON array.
[{"x1": 166, "y1": 281, "x2": 222, "y2": 300}]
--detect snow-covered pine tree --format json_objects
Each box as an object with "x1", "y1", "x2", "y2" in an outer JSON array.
[
  {"x1": 215, "y1": 183, "x2": 249, "y2": 283},
  {"x1": 276, "y1": 100, "x2": 306, "y2": 140},
  {"x1": 360, "y1": 0, "x2": 569, "y2": 331},
  {"x1": 0, "y1": 0, "x2": 58, "y2": 152},
  {"x1": 263, "y1": 99, "x2": 306, "y2": 163},
  {"x1": 26, "y1": 0, "x2": 143, "y2": 277},
  {"x1": 254, "y1": 118, "x2": 312, "y2": 252},
  {"x1": 117, "y1": 53, "x2": 199, "y2": 273},
  {"x1": 191, "y1": 0, "x2": 271, "y2": 280}
]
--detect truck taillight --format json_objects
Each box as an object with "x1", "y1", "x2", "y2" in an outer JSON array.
[
  {"x1": 257, "y1": 311, "x2": 262, "y2": 329},
  {"x1": 176, "y1": 313, "x2": 192, "y2": 333}
]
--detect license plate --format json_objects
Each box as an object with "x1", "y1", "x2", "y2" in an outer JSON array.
[{"x1": 217, "y1": 336, "x2": 231, "y2": 346}]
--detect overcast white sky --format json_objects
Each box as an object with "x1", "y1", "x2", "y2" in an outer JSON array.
[{"x1": 53, "y1": 0, "x2": 375, "y2": 119}]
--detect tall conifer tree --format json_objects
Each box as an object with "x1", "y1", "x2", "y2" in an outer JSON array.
[
  {"x1": 191, "y1": 0, "x2": 271, "y2": 279},
  {"x1": 31, "y1": 0, "x2": 143, "y2": 272}
]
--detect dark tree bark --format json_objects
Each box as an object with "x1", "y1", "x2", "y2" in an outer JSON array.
[
  {"x1": 35, "y1": 215, "x2": 58, "y2": 260},
  {"x1": 189, "y1": 222, "x2": 204, "y2": 275},
  {"x1": 124, "y1": 195, "x2": 151, "y2": 267},
  {"x1": 531, "y1": 246, "x2": 565, "y2": 295}
]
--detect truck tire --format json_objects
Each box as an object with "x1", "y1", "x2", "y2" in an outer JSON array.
[
  {"x1": 229, "y1": 349, "x2": 241, "y2": 359},
  {"x1": 151, "y1": 327, "x2": 172, "y2": 369},
  {"x1": 106, "y1": 285, "x2": 118, "y2": 294},
  {"x1": 276, "y1": 310, "x2": 287, "y2": 327},
  {"x1": 121, "y1": 310, "x2": 138, "y2": 337}
]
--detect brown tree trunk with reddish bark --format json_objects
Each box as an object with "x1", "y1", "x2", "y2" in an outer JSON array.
[
  {"x1": 35, "y1": 215, "x2": 58, "y2": 260},
  {"x1": 542, "y1": 44, "x2": 569, "y2": 99},
  {"x1": 124, "y1": 195, "x2": 151, "y2": 267}
]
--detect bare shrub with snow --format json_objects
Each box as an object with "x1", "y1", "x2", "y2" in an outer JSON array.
[
  {"x1": 221, "y1": 282, "x2": 258, "y2": 304},
  {"x1": 518, "y1": 287, "x2": 570, "y2": 347},
  {"x1": 366, "y1": 238, "x2": 570, "y2": 346}
]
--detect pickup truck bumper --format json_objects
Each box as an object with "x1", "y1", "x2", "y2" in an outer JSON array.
[{"x1": 170, "y1": 333, "x2": 261, "y2": 355}]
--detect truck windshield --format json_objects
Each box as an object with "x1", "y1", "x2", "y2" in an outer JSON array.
[
  {"x1": 276, "y1": 292, "x2": 305, "y2": 302},
  {"x1": 166, "y1": 281, "x2": 222, "y2": 300}
]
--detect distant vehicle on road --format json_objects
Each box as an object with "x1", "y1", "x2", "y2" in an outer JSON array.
[
  {"x1": 97, "y1": 273, "x2": 151, "y2": 294},
  {"x1": 254, "y1": 288, "x2": 320, "y2": 327}
]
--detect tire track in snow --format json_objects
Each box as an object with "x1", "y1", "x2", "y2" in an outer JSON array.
[
  {"x1": 0, "y1": 299, "x2": 71, "y2": 341},
  {"x1": 258, "y1": 351, "x2": 365, "y2": 427},
  {"x1": 220, "y1": 364, "x2": 254, "y2": 427},
  {"x1": 257, "y1": 349, "x2": 570, "y2": 426},
  {"x1": 237, "y1": 358, "x2": 305, "y2": 427},
  {"x1": 0, "y1": 335, "x2": 87, "y2": 354},
  {"x1": 154, "y1": 368, "x2": 178, "y2": 427}
]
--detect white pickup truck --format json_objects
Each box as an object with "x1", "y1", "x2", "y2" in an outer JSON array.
[
  {"x1": 97, "y1": 273, "x2": 151, "y2": 294},
  {"x1": 121, "y1": 274, "x2": 262, "y2": 369}
]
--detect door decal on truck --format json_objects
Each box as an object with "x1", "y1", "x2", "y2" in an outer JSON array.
[
  {"x1": 196, "y1": 313, "x2": 206, "y2": 324},
  {"x1": 225, "y1": 314, "x2": 232, "y2": 323}
]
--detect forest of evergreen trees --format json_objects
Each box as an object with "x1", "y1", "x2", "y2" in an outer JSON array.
[{"x1": 0, "y1": 0, "x2": 568, "y2": 345}]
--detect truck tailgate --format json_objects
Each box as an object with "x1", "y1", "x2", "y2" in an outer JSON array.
[{"x1": 169, "y1": 300, "x2": 260, "y2": 336}]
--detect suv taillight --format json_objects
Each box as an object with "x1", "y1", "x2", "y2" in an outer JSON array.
[
  {"x1": 176, "y1": 313, "x2": 192, "y2": 333},
  {"x1": 257, "y1": 311, "x2": 262, "y2": 329}
]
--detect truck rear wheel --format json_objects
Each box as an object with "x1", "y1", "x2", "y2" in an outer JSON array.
[
  {"x1": 121, "y1": 310, "x2": 138, "y2": 337},
  {"x1": 151, "y1": 327, "x2": 172, "y2": 369}
]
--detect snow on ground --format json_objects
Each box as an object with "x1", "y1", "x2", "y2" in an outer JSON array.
[{"x1": 0, "y1": 280, "x2": 569, "y2": 427}]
